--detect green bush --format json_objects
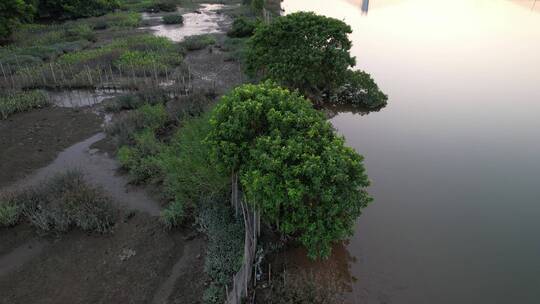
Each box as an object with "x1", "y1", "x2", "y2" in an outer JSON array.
[
  {"x1": 207, "y1": 82, "x2": 372, "y2": 259},
  {"x1": 106, "y1": 103, "x2": 169, "y2": 146},
  {"x1": 246, "y1": 12, "x2": 356, "y2": 99},
  {"x1": 2, "y1": 171, "x2": 116, "y2": 233},
  {"x1": 0, "y1": 199, "x2": 21, "y2": 227},
  {"x1": 167, "y1": 91, "x2": 212, "y2": 123},
  {"x1": 117, "y1": 129, "x2": 164, "y2": 184},
  {"x1": 0, "y1": 0, "x2": 35, "y2": 41},
  {"x1": 227, "y1": 17, "x2": 260, "y2": 38},
  {"x1": 222, "y1": 37, "x2": 248, "y2": 62},
  {"x1": 0, "y1": 90, "x2": 49, "y2": 119},
  {"x1": 157, "y1": 114, "x2": 228, "y2": 207},
  {"x1": 160, "y1": 200, "x2": 185, "y2": 229},
  {"x1": 330, "y1": 69, "x2": 388, "y2": 109},
  {"x1": 162, "y1": 14, "x2": 183, "y2": 25},
  {"x1": 151, "y1": 0, "x2": 178, "y2": 12},
  {"x1": 196, "y1": 198, "x2": 244, "y2": 303},
  {"x1": 181, "y1": 34, "x2": 216, "y2": 51}
]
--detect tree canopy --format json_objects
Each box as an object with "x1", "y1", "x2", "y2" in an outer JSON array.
[
  {"x1": 246, "y1": 12, "x2": 356, "y2": 100},
  {"x1": 207, "y1": 82, "x2": 372, "y2": 259},
  {"x1": 0, "y1": 0, "x2": 35, "y2": 41}
]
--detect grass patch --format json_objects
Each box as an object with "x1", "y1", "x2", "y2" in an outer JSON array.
[
  {"x1": 181, "y1": 34, "x2": 216, "y2": 51},
  {"x1": 0, "y1": 199, "x2": 21, "y2": 228},
  {"x1": 0, "y1": 90, "x2": 49, "y2": 119},
  {"x1": 0, "y1": 171, "x2": 116, "y2": 233}
]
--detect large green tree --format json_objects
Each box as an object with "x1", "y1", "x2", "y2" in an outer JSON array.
[
  {"x1": 0, "y1": 0, "x2": 35, "y2": 41},
  {"x1": 246, "y1": 12, "x2": 356, "y2": 100},
  {"x1": 207, "y1": 82, "x2": 372, "y2": 259}
]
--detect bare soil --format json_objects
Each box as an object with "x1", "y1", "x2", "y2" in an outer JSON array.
[{"x1": 0, "y1": 214, "x2": 207, "y2": 304}]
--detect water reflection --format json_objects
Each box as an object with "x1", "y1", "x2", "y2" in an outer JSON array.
[
  {"x1": 277, "y1": 242, "x2": 356, "y2": 300},
  {"x1": 283, "y1": 0, "x2": 540, "y2": 303}
]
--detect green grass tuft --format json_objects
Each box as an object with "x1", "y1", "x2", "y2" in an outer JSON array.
[{"x1": 0, "y1": 90, "x2": 49, "y2": 119}]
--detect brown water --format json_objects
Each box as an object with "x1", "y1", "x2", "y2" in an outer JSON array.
[{"x1": 282, "y1": 1, "x2": 540, "y2": 303}]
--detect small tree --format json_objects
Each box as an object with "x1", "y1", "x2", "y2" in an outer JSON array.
[
  {"x1": 207, "y1": 82, "x2": 372, "y2": 259},
  {"x1": 0, "y1": 0, "x2": 35, "y2": 41},
  {"x1": 246, "y1": 12, "x2": 356, "y2": 100}
]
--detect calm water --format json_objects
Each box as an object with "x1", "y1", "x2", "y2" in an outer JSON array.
[{"x1": 282, "y1": 1, "x2": 540, "y2": 303}]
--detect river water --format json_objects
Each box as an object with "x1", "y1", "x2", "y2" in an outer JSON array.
[{"x1": 282, "y1": 1, "x2": 540, "y2": 303}]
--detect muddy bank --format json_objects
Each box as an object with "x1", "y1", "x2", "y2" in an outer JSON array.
[
  {"x1": 0, "y1": 214, "x2": 206, "y2": 304},
  {"x1": 0, "y1": 107, "x2": 102, "y2": 188},
  {"x1": 5, "y1": 133, "x2": 162, "y2": 216}
]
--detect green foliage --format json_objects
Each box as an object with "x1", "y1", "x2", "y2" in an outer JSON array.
[
  {"x1": 38, "y1": 0, "x2": 120, "y2": 20},
  {"x1": 181, "y1": 34, "x2": 216, "y2": 51},
  {"x1": 0, "y1": 90, "x2": 49, "y2": 119},
  {"x1": 149, "y1": 0, "x2": 178, "y2": 12},
  {"x1": 196, "y1": 197, "x2": 244, "y2": 303},
  {"x1": 107, "y1": 103, "x2": 169, "y2": 146},
  {"x1": 160, "y1": 200, "x2": 185, "y2": 229},
  {"x1": 227, "y1": 17, "x2": 260, "y2": 38},
  {"x1": 251, "y1": 0, "x2": 264, "y2": 13},
  {"x1": 157, "y1": 114, "x2": 228, "y2": 207},
  {"x1": 330, "y1": 70, "x2": 388, "y2": 109},
  {"x1": 0, "y1": 199, "x2": 21, "y2": 227},
  {"x1": 246, "y1": 12, "x2": 356, "y2": 98},
  {"x1": 117, "y1": 128, "x2": 164, "y2": 184},
  {"x1": 0, "y1": 0, "x2": 35, "y2": 41},
  {"x1": 207, "y1": 82, "x2": 372, "y2": 259},
  {"x1": 1, "y1": 171, "x2": 116, "y2": 232},
  {"x1": 162, "y1": 14, "x2": 183, "y2": 25},
  {"x1": 222, "y1": 37, "x2": 248, "y2": 62}
]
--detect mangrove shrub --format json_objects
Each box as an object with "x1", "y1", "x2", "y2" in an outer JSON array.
[
  {"x1": 246, "y1": 12, "x2": 356, "y2": 99},
  {"x1": 207, "y1": 82, "x2": 372, "y2": 258},
  {"x1": 0, "y1": 0, "x2": 35, "y2": 41}
]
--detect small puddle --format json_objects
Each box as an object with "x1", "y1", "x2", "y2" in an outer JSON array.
[
  {"x1": 45, "y1": 89, "x2": 123, "y2": 108},
  {"x1": 5, "y1": 133, "x2": 161, "y2": 216},
  {"x1": 0, "y1": 239, "x2": 47, "y2": 277},
  {"x1": 142, "y1": 4, "x2": 230, "y2": 42}
]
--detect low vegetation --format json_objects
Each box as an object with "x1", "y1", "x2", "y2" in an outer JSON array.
[
  {"x1": 181, "y1": 34, "x2": 216, "y2": 51},
  {"x1": 227, "y1": 17, "x2": 260, "y2": 38},
  {"x1": 0, "y1": 90, "x2": 49, "y2": 119},
  {"x1": 0, "y1": 171, "x2": 116, "y2": 232},
  {"x1": 196, "y1": 197, "x2": 244, "y2": 304},
  {"x1": 162, "y1": 14, "x2": 184, "y2": 24}
]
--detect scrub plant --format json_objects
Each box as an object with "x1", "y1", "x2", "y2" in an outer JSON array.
[{"x1": 207, "y1": 82, "x2": 372, "y2": 259}]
